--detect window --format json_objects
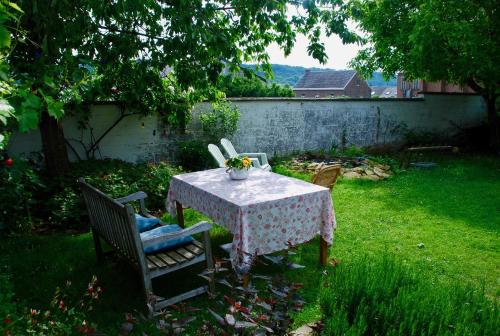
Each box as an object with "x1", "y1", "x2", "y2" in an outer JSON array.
[{"x1": 412, "y1": 80, "x2": 419, "y2": 90}]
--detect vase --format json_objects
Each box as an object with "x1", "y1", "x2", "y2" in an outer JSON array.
[{"x1": 228, "y1": 168, "x2": 249, "y2": 180}]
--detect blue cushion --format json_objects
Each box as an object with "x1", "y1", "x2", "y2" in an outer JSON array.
[
  {"x1": 140, "y1": 224, "x2": 194, "y2": 254},
  {"x1": 135, "y1": 214, "x2": 160, "y2": 233}
]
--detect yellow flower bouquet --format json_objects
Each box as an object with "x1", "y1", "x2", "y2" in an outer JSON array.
[{"x1": 225, "y1": 156, "x2": 252, "y2": 180}]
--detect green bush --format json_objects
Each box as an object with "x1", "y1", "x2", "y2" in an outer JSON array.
[
  {"x1": 320, "y1": 256, "x2": 499, "y2": 336},
  {"x1": 0, "y1": 272, "x2": 15, "y2": 321},
  {"x1": 342, "y1": 145, "x2": 366, "y2": 157},
  {"x1": 178, "y1": 139, "x2": 215, "y2": 171},
  {"x1": 199, "y1": 100, "x2": 240, "y2": 143},
  {"x1": 0, "y1": 160, "x2": 46, "y2": 232},
  {"x1": 0, "y1": 159, "x2": 181, "y2": 232},
  {"x1": 217, "y1": 74, "x2": 295, "y2": 98},
  {"x1": 48, "y1": 159, "x2": 181, "y2": 229}
]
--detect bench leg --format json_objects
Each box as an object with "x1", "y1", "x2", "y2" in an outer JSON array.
[
  {"x1": 400, "y1": 151, "x2": 411, "y2": 169},
  {"x1": 91, "y1": 227, "x2": 104, "y2": 263},
  {"x1": 203, "y1": 231, "x2": 215, "y2": 293},
  {"x1": 142, "y1": 274, "x2": 154, "y2": 315}
]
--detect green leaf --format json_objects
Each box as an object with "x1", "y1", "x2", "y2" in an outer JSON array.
[
  {"x1": 39, "y1": 89, "x2": 65, "y2": 119},
  {"x1": 0, "y1": 98, "x2": 14, "y2": 125},
  {"x1": 43, "y1": 75, "x2": 57, "y2": 90},
  {"x1": 7, "y1": 2, "x2": 23, "y2": 13},
  {"x1": 46, "y1": 96, "x2": 64, "y2": 119},
  {"x1": 17, "y1": 93, "x2": 42, "y2": 131},
  {"x1": 0, "y1": 26, "x2": 11, "y2": 49}
]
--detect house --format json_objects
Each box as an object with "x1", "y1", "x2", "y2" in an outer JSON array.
[
  {"x1": 293, "y1": 70, "x2": 371, "y2": 98},
  {"x1": 397, "y1": 73, "x2": 476, "y2": 98},
  {"x1": 371, "y1": 86, "x2": 397, "y2": 98}
]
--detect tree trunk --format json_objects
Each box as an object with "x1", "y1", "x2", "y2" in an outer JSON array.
[
  {"x1": 485, "y1": 95, "x2": 500, "y2": 151},
  {"x1": 40, "y1": 110, "x2": 70, "y2": 177}
]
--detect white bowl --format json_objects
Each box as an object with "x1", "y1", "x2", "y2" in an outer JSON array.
[{"x1": 228, "y1": 168, "x2": 249, "y2": 180}]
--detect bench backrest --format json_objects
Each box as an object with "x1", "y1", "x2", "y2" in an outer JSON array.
[{"x1": 79, "y1": 178, "x2": 143, "y2": 265}]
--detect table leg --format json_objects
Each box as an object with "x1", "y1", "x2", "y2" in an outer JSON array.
[
  {"x1": 175, "y1": 201, "x2": 185, "y2": 228},
  {"x1": 320, "y1": 237, "x2": 329, "y2": 266}
]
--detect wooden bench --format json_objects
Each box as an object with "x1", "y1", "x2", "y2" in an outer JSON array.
[
  {"x1": 400, "y1": 146, "x2": 458, "y2": 169},
  {"x1": 79, "y1": 178, "x2": 214, "y2": 313}
]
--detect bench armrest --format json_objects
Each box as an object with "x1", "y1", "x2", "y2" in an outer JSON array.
[
  {"x1": 115, "y1": 191, "x2": 151, "y2": 217},
  {"x1": 141, "y1": 221, "x2": 212, "y2": 249},
  {"x1": 240, "y1": 152, "x2": 269, "y2": 166},
  {"x1": 115, "y1": 191, "x2": 148, "y2": 204}
]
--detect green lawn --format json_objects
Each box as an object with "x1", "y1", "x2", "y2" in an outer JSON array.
[{"x1": 1, "y1": 154, "x2": 499, "y2": 334}]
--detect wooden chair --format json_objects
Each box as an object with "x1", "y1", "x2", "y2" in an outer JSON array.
[
  {"x1": 312, "y1": 165, "x2": 342, "y2": 191},
  {"x1": 79, "y1": 178, "x2": 214, "y2": 313}
]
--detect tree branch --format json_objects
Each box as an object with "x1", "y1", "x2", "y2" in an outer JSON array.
[
  {"x1": 466, "y1": 78, "x2": 485, "y2": 96},
  {"x1": 86, "y1": 105, "x2": 140, "y2": 157},
  {"x1": 97, "y1": 24, "x2": 169, "y2": 41}
]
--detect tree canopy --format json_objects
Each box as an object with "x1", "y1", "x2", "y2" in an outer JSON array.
[
  {"x1": 0, "y1": 1, "x2": 21, "y2": 129},
  {"x1": 217, "y1": 74, "x2": 294, "y2": 97},
  {"x1": 5, "y1": 0, "x2": 355, "y2": 131},
  {"x1": 350, "y1": 0, "x2": 500, "y2": 147},
  {"x1": 0, "y1": 0, "x2": 356, "y2": 174}
]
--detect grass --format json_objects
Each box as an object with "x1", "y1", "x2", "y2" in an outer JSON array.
[{"x1": 1, "y1": 153, "x2": 499, "y2": 334}]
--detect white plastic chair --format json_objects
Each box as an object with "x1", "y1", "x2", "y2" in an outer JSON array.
[
  {"x1": 220, "y1": 138, "x2": 271, "y2": 171},
  {"x1": 208, "y1": 144, "x2": 226, "y2": 168}
]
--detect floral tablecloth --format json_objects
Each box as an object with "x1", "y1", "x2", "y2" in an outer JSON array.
[{"x1": 166, "y1": 168, "x2": 335, "y2": 272}]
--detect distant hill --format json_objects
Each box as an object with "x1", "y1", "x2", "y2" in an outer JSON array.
[{"x1": 242, "y1": 64, "x2": 396, "y2": 87}]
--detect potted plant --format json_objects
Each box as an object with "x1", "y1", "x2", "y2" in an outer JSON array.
[{"x1": 225, "y1": 156, "x2": 252, "y2": 180}]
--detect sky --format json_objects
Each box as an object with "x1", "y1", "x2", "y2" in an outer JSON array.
[
  {"x1": 264, "y1": 3, "x2": 364, "y2": 69},
  {"x1": 266, "y1": 33, "x2": 362, "y2": 69}
]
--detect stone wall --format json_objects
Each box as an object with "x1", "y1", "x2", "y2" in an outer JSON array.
[
  {"x1": 7, "y1": 94, "x2": 486, "y2": 163},
  {"x1": 192, "y1": 94, "x2": 485, "y2": 157}
]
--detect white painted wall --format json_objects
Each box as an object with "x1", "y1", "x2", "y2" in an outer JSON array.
[
  {"x1": 8, "y1": 104, "x2": 160, "y2": 162},
  {"x1": 7, "y1": 94, "x2": 486, "y2": 162}
]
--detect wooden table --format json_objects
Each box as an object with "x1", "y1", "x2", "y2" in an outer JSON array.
[{"x1": 166, "y1": 168, "x2": 336, "y2": 272}]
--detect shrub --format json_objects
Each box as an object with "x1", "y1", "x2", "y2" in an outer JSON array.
[
  {"x1": 199, "y1": 100, "x2": 240, "y2": 143},
  {"x1": 180, "y1": 100, "x2": 239, "y2": 171},
  {"x1": 0, "y1": 158, "x2": 181, "y2": 232},
  {"x1": 342, "y1": 145, "x2": 365, "y2": 157},
  {"x1": 217, "y1": 74, "x2": 295, "y2": 98},
  {"x1": 320, "y1": 256, "x2": 499, "y2": 336},
  {"x1": 48, "y1": 160, "x2": 181, "y2": 228},
  {"x1": 0, "y1": 273, "x2": 15, "y2": 321},
  {"x1": 0, "y1": 160, "x2": 46, "y2": 232},
  {"x1": 177, "y1": 139, "x2": 214, "y2": 171}
]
